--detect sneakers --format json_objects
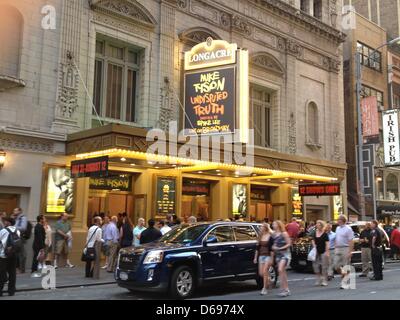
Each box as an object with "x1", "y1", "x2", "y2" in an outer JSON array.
[
  {"x1": 101, "y1": 265, "x2": 108, "y2": 269},
  {"x1": 31, "y1": 272, "x2": 42, "y2": 278},
  {"x1": 66, "y1": 263, "x2": 75, "y2": 268},
  {"x1": 260, "y1": 288, "x2": 268, "y2": 295},
  {"x1": 315, "y1": 278, "x2": 322, "y2": 286},
  {"x1": 359, "y1": 274, "x2": 367, "y2": 278},
  {"x1": 321, "y1": 280, "x2": 328, "y2": 287},
  {"x1": 278, "y1": 290, "x2": 291, "y2": 297}
]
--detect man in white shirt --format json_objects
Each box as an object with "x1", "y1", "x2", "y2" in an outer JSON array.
[
  {"x1": 158, "y1": 220, "x2": 171, "y2": 235},
  {"x1": 133, "y1": 218, "x2": 146, "y2": 246},
  {"x1": 85, "y1": 216, "x2": 103, "y2": 279},
  {"x1": 0, "y1": 217, "x2": 20, "y2": 296},
  {"x1": 334, "y1": 215, "x2": 354, "y2": 289}
]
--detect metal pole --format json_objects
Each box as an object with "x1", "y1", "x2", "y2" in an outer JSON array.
[{"x1": 356, "y1": 51, "x2": 366, "y2": 219}]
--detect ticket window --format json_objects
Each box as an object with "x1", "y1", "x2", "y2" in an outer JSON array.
[{"x1": 181, "y1": 179, "x2": 211, "y2": 222}]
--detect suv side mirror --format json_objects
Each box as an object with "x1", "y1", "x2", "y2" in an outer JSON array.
[{"x1": 204, "y1": 235, "x2": 218, "y2": 246}]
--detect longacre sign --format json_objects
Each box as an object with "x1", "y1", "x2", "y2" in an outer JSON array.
[
  {"x1": 71, "y1": 156, "x2": 108, "y2": 178},
  {"x1": 299, "y1": 184, "x2": 341, "y2": 197}
]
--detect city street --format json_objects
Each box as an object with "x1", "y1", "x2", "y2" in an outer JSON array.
[{"x1": 2, "y1": 264, "x2": 400, "y2": 300}]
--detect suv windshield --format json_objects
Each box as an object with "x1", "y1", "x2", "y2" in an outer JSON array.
[{"x1": 159, "y1": 224, "x2": 210, "y2": 244}]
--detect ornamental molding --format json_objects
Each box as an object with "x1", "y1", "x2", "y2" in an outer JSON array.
[
  {"x1": 250, "y1": 52, "x2": 284, "y2": 74},
  {"x1": 90, "y1": 0, "x2": 157, "y2": 29},
  {"x1": 176, "y1": 0, "x2": 341, "y2": 73},
  {"x1": 0, "y1": 133, "x2": 55, "y2": 154},
  {"x1": 179, "y1": 27, "x2": 222, "y2": 46}
]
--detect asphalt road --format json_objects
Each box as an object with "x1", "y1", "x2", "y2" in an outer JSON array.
[{"x1": 2, "y1": 264, "x2": 400, "y2": 300}]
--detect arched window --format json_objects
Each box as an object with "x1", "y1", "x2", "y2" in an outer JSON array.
[
  {"x1": 0, "y1": 5, "x2": 23, "y2": 78},
  {"x1": 386, "y1": 174, "x2": 399, "y2": 201},
  {"x1": 307, "y1": 102, "x2": 319, "y2": 144}
]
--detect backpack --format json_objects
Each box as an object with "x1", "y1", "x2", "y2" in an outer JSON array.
[
  {"x1": 22, "y1": 220, "x2": 33, "y2": 240},
  {"x1": 5, "y1": 228, "x2": 22, "y2": 258}
]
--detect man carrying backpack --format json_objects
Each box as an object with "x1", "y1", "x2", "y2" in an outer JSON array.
[
  {"x1": 0, "y1": 217, "x2": 21, "y2": 297},
  {"x1": 12, "y1": 208, "x2": 31, "y2": 274}
]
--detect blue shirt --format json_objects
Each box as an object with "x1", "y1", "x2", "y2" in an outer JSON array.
[
  {"x1": 103, "y1": 222, "x2": 119, "y2": 243},
  {"x1": 133, "y1": 226, "x2": 146, "y2": 247},
  {"x1": 327, "y1": 231, "x2": 336, "y2": 250}
]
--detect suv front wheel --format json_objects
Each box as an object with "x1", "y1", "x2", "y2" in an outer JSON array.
[{"x1": 170, "y1": 266, "x2": 195, "y2": 299}]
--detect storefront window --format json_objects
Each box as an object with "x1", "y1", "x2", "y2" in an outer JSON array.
[
  {"x1": 386, "y1": 174, "x2": 399, "y2": 201},
  {"x1": 181, "y1": 179, "x2": 211, "y2": 222}
]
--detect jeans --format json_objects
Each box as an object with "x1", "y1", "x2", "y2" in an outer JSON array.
[
  {"x1": 16, "y1": 239, "x2": 26, "y2": 272},
  {"x1": 31, "y1": 248, "x2": 41, "y2": 273},
  {"x1": 0, "y1": 256, "x2": 17, "y2": 295}
]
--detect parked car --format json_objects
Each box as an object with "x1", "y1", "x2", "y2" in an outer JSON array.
[
  {"x1": 115, "y1": 222, "x2": 275, "y2": 299},
  {"x1": 291, "y1": 222, "x2": 391, "y2": 272}
]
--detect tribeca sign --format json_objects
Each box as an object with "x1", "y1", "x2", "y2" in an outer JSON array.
[{"x1": 383, "y1": 110, "x2": 400, "y2": 166}]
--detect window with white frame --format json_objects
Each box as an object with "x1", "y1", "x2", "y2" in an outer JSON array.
[
  {"x1": 93, "y1": 38, "x2": 140, "y2": 123},
  {"x1": 250, "y1": 85, "x2": 273, "y2": 148},
  {"x1": 307, "y1": 102, "x2": 319, "y2": 145}
]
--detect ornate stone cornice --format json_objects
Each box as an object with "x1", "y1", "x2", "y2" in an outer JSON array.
[
  {"x1": 257, "y1": 0, "x2": 346, "y2": 44},
  {"x1": 179, "y1": 27, "x2": 222, "y2": 46},
  {"x1": 251, "y1": 52, "x2": 284, "y2": 74},
  {"x1": 90, "y1": 0, "x2": 157, "y2": 28},
  {"x1": 0, "y1": 133, "x2": 58, "y2": 154}
]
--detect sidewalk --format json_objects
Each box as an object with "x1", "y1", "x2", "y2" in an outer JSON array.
[{"x1": 3, "y1": 266, "x2": 116, "y2": 293}]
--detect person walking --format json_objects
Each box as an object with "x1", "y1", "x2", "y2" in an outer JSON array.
[
  {"x1": 158, "y1": 220, "x2": 171, "y2": 235},
  {"x1": 286, "y1": 218, "x2": 300, "y2": 242},
  {"x1": 370, "y1": 220, "x2": 383, "y2": 281},
  {"x1": 0, "y1": 217, "x2": 20, "y2": 297},
  {"x1": 390, "y1": 223, "x2": 400, "y2": 260},
  {"x1": 325, "y1": 223, "x2": 336, "y2": 281},
  {"x1": 312, "y1": 220, "x2": 330, "y2": 286},
  {"x1": 253, "y1": 223, "x2": 274, "y2": 295},
  {"x1": 271, "y1": 220, "x2": 291, "y2": 297},
  {"x1": 140, "y1": 219, "x2": 162, "y2": 245},
  {"x1": 31, "y1": 215, "x2": 46, "y2": 278},
  {"x1": 43, "y1": 219, "x2": 52, "y2": 268},
  {"x1": 54, "y1": 213, "x2": 74, "y2": 269},
  {"x1": 119, "y1": 213, "x2": 134, "y2": 248},
  {"x1": 334, "y1": 215, "x2": 354, "y2": 289},
  {"x1": 106, "y1": 216, "x2": 119, "y2": 273},
  {"x1": 101, "y1": 216, "x2": 111, "y2": 269},
  {"x1": 133, "y1": 218, "x2": 146, "y2": 246},
  {"x1": 359, "y1": 222, "x2": 372, "y2": 278},
  {"x1": 85, "y1": 216, "x2": 103, "y2": 279},
  {"x1": 12, "y1": 208, "x2": 27, "y2": 273}
]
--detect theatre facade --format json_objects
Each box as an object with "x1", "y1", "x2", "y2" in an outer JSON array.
[{"x1": 0, "y1": 0, "x2": 347, "y2": 262}]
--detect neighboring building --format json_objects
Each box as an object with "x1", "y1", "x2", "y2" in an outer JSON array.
[
  {"x1": 343, "y1": 11, "x2": 389, "y2": 220},
  {"x1": 0, "y1": 0, "x2": 347, "y2": 263},
  {"x1": 343, "y1": 0, "x2": 400, "y2": 224}
]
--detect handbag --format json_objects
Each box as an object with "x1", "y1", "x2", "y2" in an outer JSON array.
[
  {"x1": 81, "y1": 227, "x2": 99, "y2": 262},
  {"x1": 307, "y1": 247, "x2": 317, "y2": 262}
]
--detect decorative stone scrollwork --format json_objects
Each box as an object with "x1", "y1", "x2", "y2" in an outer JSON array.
[
  {"x1": 288, "y1": 112, "x2": 297, "y2": 154},
  {"x1": 176, "y1": 0, "x2": 188, "y2": 9},
  {"x1": 232, "y1": 15, "x2": 252, "y2": 36},
  {"x1": 157, "y1": 77, "x2": 177, "y2": 131},
  {"x1": 286, "y1": 39, "x2": 303, "y2": 58},
  {"x1": 220, "y1": 12, "x2": 231, "y2": 27},
  {"x1": 179, "y1": 27, "x2": 222, "y2": 46},
  {"x1": 0, "y1": 134, "x2": 54, "y2": 154},
  {"x1": 333, "y1": 131, "x2": 341, "y2": 162},
  {"x1": 251, "y1": 52, "x2": 284, "y2": 74}
]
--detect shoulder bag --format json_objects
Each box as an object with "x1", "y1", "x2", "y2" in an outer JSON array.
[{"x1": 81, "y1": 227, "x2": 99, "y2": 262}]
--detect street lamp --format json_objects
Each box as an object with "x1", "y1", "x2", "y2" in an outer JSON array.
[
  {"x1": 0, "y1": 150, "x2": 6, "y2": 169},
  {"x1": 355, "y1": 36, "x2": 400, "y2": 220}
]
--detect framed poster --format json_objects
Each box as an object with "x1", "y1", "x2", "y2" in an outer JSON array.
[
  {"x1": 232, "y1": 184, "x2": 248, "y2": 217},
  {"x1": 156, "y1": 177, "x2": 176, "y2": 218},
  {"x1": 42, "y1": 164, "x2": 75, "y2": 217}
]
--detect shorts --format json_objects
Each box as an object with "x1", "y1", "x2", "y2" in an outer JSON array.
[
  {"x1": 258, "y1": 256, "x2": 272, "y2": 264},
  {"x1": 55, "y1": 240, "x2": 69, "y2": 255},
  {"x1": 334, "y1": 247, "x2": 350, "y2": 269},
  {"x1": 275, "y1": 251, "x2": 291, "y2": 266}
]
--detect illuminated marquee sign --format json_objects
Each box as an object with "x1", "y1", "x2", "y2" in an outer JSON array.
[
  {"x1": 383, "y1": 110, "x2": 400, "y2": 166},
  {"x1": 71, "y1": 156, "x2": 108, "y2": 178},
  {"x1": 299, "y1": 184, "x2": 341, "y2": 197},
  {"x1": 183, "y1": 38, "x2": 249, "y2": 142}
]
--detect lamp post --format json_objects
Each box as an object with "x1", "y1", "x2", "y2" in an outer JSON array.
[{"x1": 355, "y1": 37, "x2": 400, "y2": 220}]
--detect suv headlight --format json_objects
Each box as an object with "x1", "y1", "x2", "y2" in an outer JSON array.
[{"x1": 143, "y1": 250, "x2": 164, "y2": 264}]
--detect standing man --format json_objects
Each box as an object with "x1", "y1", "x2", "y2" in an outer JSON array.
[
  {"x1": 133, "y1": 218, "x2": 146, "y2": 247},
  {"x1": 140, "y1": 219, "x2": 162, "y2": 245},
  {"x1": 334, "y1": 215, "x2": 354, "y2": 289},
  {"x1": 0, "y1": 217, "x2": 20, "y2": 297},
  {"x1": 106, "y1": 216, "x2": 119, "y2": 273},
  {"x1": 31, "y1": 215, "x2": 46, "y2": 277},
  {"x1": 54, "y1": 213, "x2": 74, "y2": 269},
  {"x1": 12, "y1": 208, "x2": 27, "y2": 273},
  {"x1": 85, "y1": 216, "x2": 103, "y2": 279},
  {"x1": 158, "y1": 220, "x2": 171, "y2": 235},
  {"x1": 370, "y1": 220, "x2": 383, "y2": 281},
  {"x1": 359, "y1": 222, "x2": 372, "y2": 278},
  {"x1": 101, "y1": 216, "x2": 110, "y2": 269},
  {"x1": 390, "y1": 223, "x2": 400, "y2": 260},
  {"x1": 326, "y1": 223, "x2": 336, "y2": 281}
]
